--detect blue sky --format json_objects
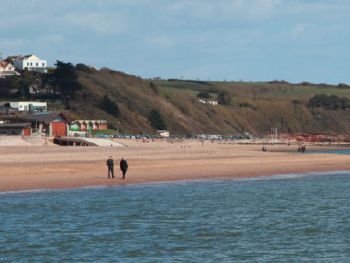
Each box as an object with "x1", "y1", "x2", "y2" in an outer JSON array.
[{"x1": 1, "y1": 0, "x2": 349, "y2": 84}]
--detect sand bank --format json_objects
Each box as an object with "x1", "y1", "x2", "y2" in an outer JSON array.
[{"x1": 1, "y1": 140, "x2": 350, "y2": 192}]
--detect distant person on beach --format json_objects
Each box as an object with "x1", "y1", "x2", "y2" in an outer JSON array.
[
  {"x1": 120, "y1": 158, "x2": 128, "y2": 179},
  {"x1": 301, "y1": 146, "x2": 306, "y2": 153},
  {"x1": 262, "y1": 146, "x2": 267, "y2": 152},
  {"x1": 106, "y1": 156, "x2": 115, "y2": 179}
]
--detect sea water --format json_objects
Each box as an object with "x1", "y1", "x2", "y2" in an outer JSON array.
[
  {"x1": 310, "y1": 149, "x2": 350, "y2": 155},
  {"x1": 1, "y1": 173, "x2": 350, "y2": 262}
]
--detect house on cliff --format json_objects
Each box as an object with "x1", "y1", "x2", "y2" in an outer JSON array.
[
  {"x1": 0, "y1": 61, "x2": 19, "y2": 78},
  {"x1": 6, "y1": 54, "x2": 47, "y2": 73}
]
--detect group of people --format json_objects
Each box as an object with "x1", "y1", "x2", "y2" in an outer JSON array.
[
  {"x1": 298, "y1": 145, "x2": 306, "y2": 153},
  {"x1": 261, "y1": 145, "x2": 306, "y2": 153},
  {"x1": 106, "y1": 157, "x2": 128, "y2": 179}
]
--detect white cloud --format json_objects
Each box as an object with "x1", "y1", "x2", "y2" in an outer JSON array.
[
  {"x1": 147, "y1": 35, "x2": 175, "y2": 50},
  {"x1": 62, "y1": 12, "x2": 126, "y2": 34},
  {"x1": 166, "y1": 0, "x2": 281, "y2": 23}
]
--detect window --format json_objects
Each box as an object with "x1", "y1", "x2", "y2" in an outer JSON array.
[
  {"x1": 42, "y1": 63, "x2": 45, "y2": 67},
  {"x1": 36, "y1": 63, "x2": 38, "y2": 67}
]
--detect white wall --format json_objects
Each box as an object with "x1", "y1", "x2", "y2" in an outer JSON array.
[
  {"x1": 12, "y1": 55, "x2": 47, "y2": 73},
  {"x1": 10, "y1": 101, "x2": 47, "y2": 112}
]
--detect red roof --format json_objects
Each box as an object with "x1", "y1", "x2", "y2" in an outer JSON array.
[{"x1": 0, "y1": 61, "x2": 9, "y2": 68}]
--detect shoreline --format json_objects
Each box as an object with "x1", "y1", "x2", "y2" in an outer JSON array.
[
  {"x1": 2, "y1": 169, "x2": 350, "y2": 195},
  {"x1": 1, "y1": 140, "x2": 350, "y2": 193}
]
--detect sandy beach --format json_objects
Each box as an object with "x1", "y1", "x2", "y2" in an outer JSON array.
[{"x1": 1, "y1": 139, "x2": 350, "y2": 192}]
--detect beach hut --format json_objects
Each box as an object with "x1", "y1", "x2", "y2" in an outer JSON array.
[
  {"x1": 18, "y1": 111, "x2": 69, "y2": 137},
  {"x1": 0, "y1": 123, "x2": 32, "y2": 136}
]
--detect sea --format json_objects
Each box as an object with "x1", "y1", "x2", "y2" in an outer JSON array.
[{"x1": 1, "y1": 172, "x2": 350, "y2": 262}]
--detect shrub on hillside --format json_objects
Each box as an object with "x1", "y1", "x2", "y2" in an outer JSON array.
[
  {"x1": 338, "y1": 83, "x2": 350, "y2": 89},
  {"x1": 197, "y1": 90, "x2": 212, "y2": 99},
  {"x1": 218, "y1": 91, "x2": 231, "y2": 105},
  {"x1": 149, "y1": 81, "x2": 159, "y2": 94},
  {"x1": 75, "y1": 63, "x2": 96, "y2": 73},
  {"x1": 239, "y1": 101, "x2": 256, "y2": 110},
  {"x1": 102, "y1": 95, "x2": 120, "y2": 117},
  {"x1": 148, "y1": 109, "x2": 166, "y2": 130},
  {"x1": 307, "y1": 94, "x2": 350, "y2": 110}
]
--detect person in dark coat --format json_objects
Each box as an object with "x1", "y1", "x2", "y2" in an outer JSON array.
[
  {"x1": 120, "y1": 158, "x2": 128, "y2": 179},
  {"x1": 106, "y1": 156, "x2": 115, "y2": 179}
]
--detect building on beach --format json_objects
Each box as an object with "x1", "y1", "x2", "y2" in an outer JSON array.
[
  {"x1": 6, "y1": 54, "x2": 47, "y2": 73},
  {"x1": 68, "y1": 120, "x2": 107, "y2": 136},
  {"x1": 18, "y1": 111, "x2": 69, "y2": 137},
  {"x1": 0, "y1": 123, "x2": 31, "y2": 136},
  {"x1": 69, "y1": 120, "x2": 108, "y2": 132},
  {"x1": 0, "y1": 104, "x2": 18, "y2": 118}
]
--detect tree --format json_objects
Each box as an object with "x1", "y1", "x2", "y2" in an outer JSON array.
[
  {"x1": 52, "y1": 61, "x2": 81, "y2": 98},
  {"x1": 148, "y1": 109, "x2": 167, "y2": 130},
  {"x1": 218, "y1": 91, "x2": 231, "y2": 105},
  {"x1": 197, "y1": 90, "x2": 211, "y2": 99},
  {"x1": 102, "y1": 95, "x2": 120, "y2": 117},
  {"x1": 307, "y1": 94, "x2": 350, "y2": 110}
]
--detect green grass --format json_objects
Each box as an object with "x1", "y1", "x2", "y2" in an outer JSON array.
[{"x1": 157, "y1": 80, "x2": 350, "y2": 102}]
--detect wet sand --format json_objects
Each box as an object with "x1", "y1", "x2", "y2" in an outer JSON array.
[{"x1": 1, "y1": 140, "x2": 350, "y2": 192}]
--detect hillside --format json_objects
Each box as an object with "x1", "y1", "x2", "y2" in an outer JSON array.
[{"x1": 2, "y1": 63, "x2": 350, "y2": 136}]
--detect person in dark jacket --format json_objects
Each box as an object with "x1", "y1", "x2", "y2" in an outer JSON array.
[
  {"x1": 106, "y1": 156, "x2": 114, "y2": 179},
  {"x1": 120, "y1": 158, "x2": 128, "y2": 179}
]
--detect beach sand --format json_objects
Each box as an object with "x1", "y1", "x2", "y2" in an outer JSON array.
[{"x1": 1, "y1": 139, "x2": 350, "y2": 192}]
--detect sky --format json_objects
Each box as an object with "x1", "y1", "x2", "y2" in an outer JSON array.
[{"x1": 0, "y1": 0, "x2": 349, "y2": 84}]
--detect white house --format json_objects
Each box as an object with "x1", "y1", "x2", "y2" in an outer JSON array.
[
  {"x1": 0, "y1": 61, "x2": 19, "y2": 78},
  {"x1": 9, "y1": 54, "x2": 47, "y2": 73},
  {"x1": 9, "y1": 101, "x2": 47, "y2": 112},
  {"x1": 157, "y1": 130, "x2": 170, "y2": 138},
  {"x1": 198, "y1": 99, "x2": 218, "y2": 106}
]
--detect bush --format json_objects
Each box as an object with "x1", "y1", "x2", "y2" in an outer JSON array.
[
  {"x1": 307, "y1": 94, "x2": 350, "y2": 110},
  {"x1": 102, "y1": 95, "x2": 120, "y2": 117},
  {"x1": 149, "y1": 81, "x2": 159, "y2": 94},
  {"x1": 148, "y1": 109, "x2": 166, "y2": 130},
  {"x1": 218, "y1": 91, "x2": 231, "y2": 105},
  {"x1": 239, "y1": 101, "x2": 256, "y2": 110},
  {"x1": 197, "y1": 90, "x2": 211, "y2": 99}
]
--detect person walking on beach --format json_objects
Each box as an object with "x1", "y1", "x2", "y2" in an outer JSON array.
[
  {"x1": 106, "y1": 156, "x2": 115, "y2": 179},
  {"x1": 120, "y1": 158, "x2": 128, "y2": 179}
]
